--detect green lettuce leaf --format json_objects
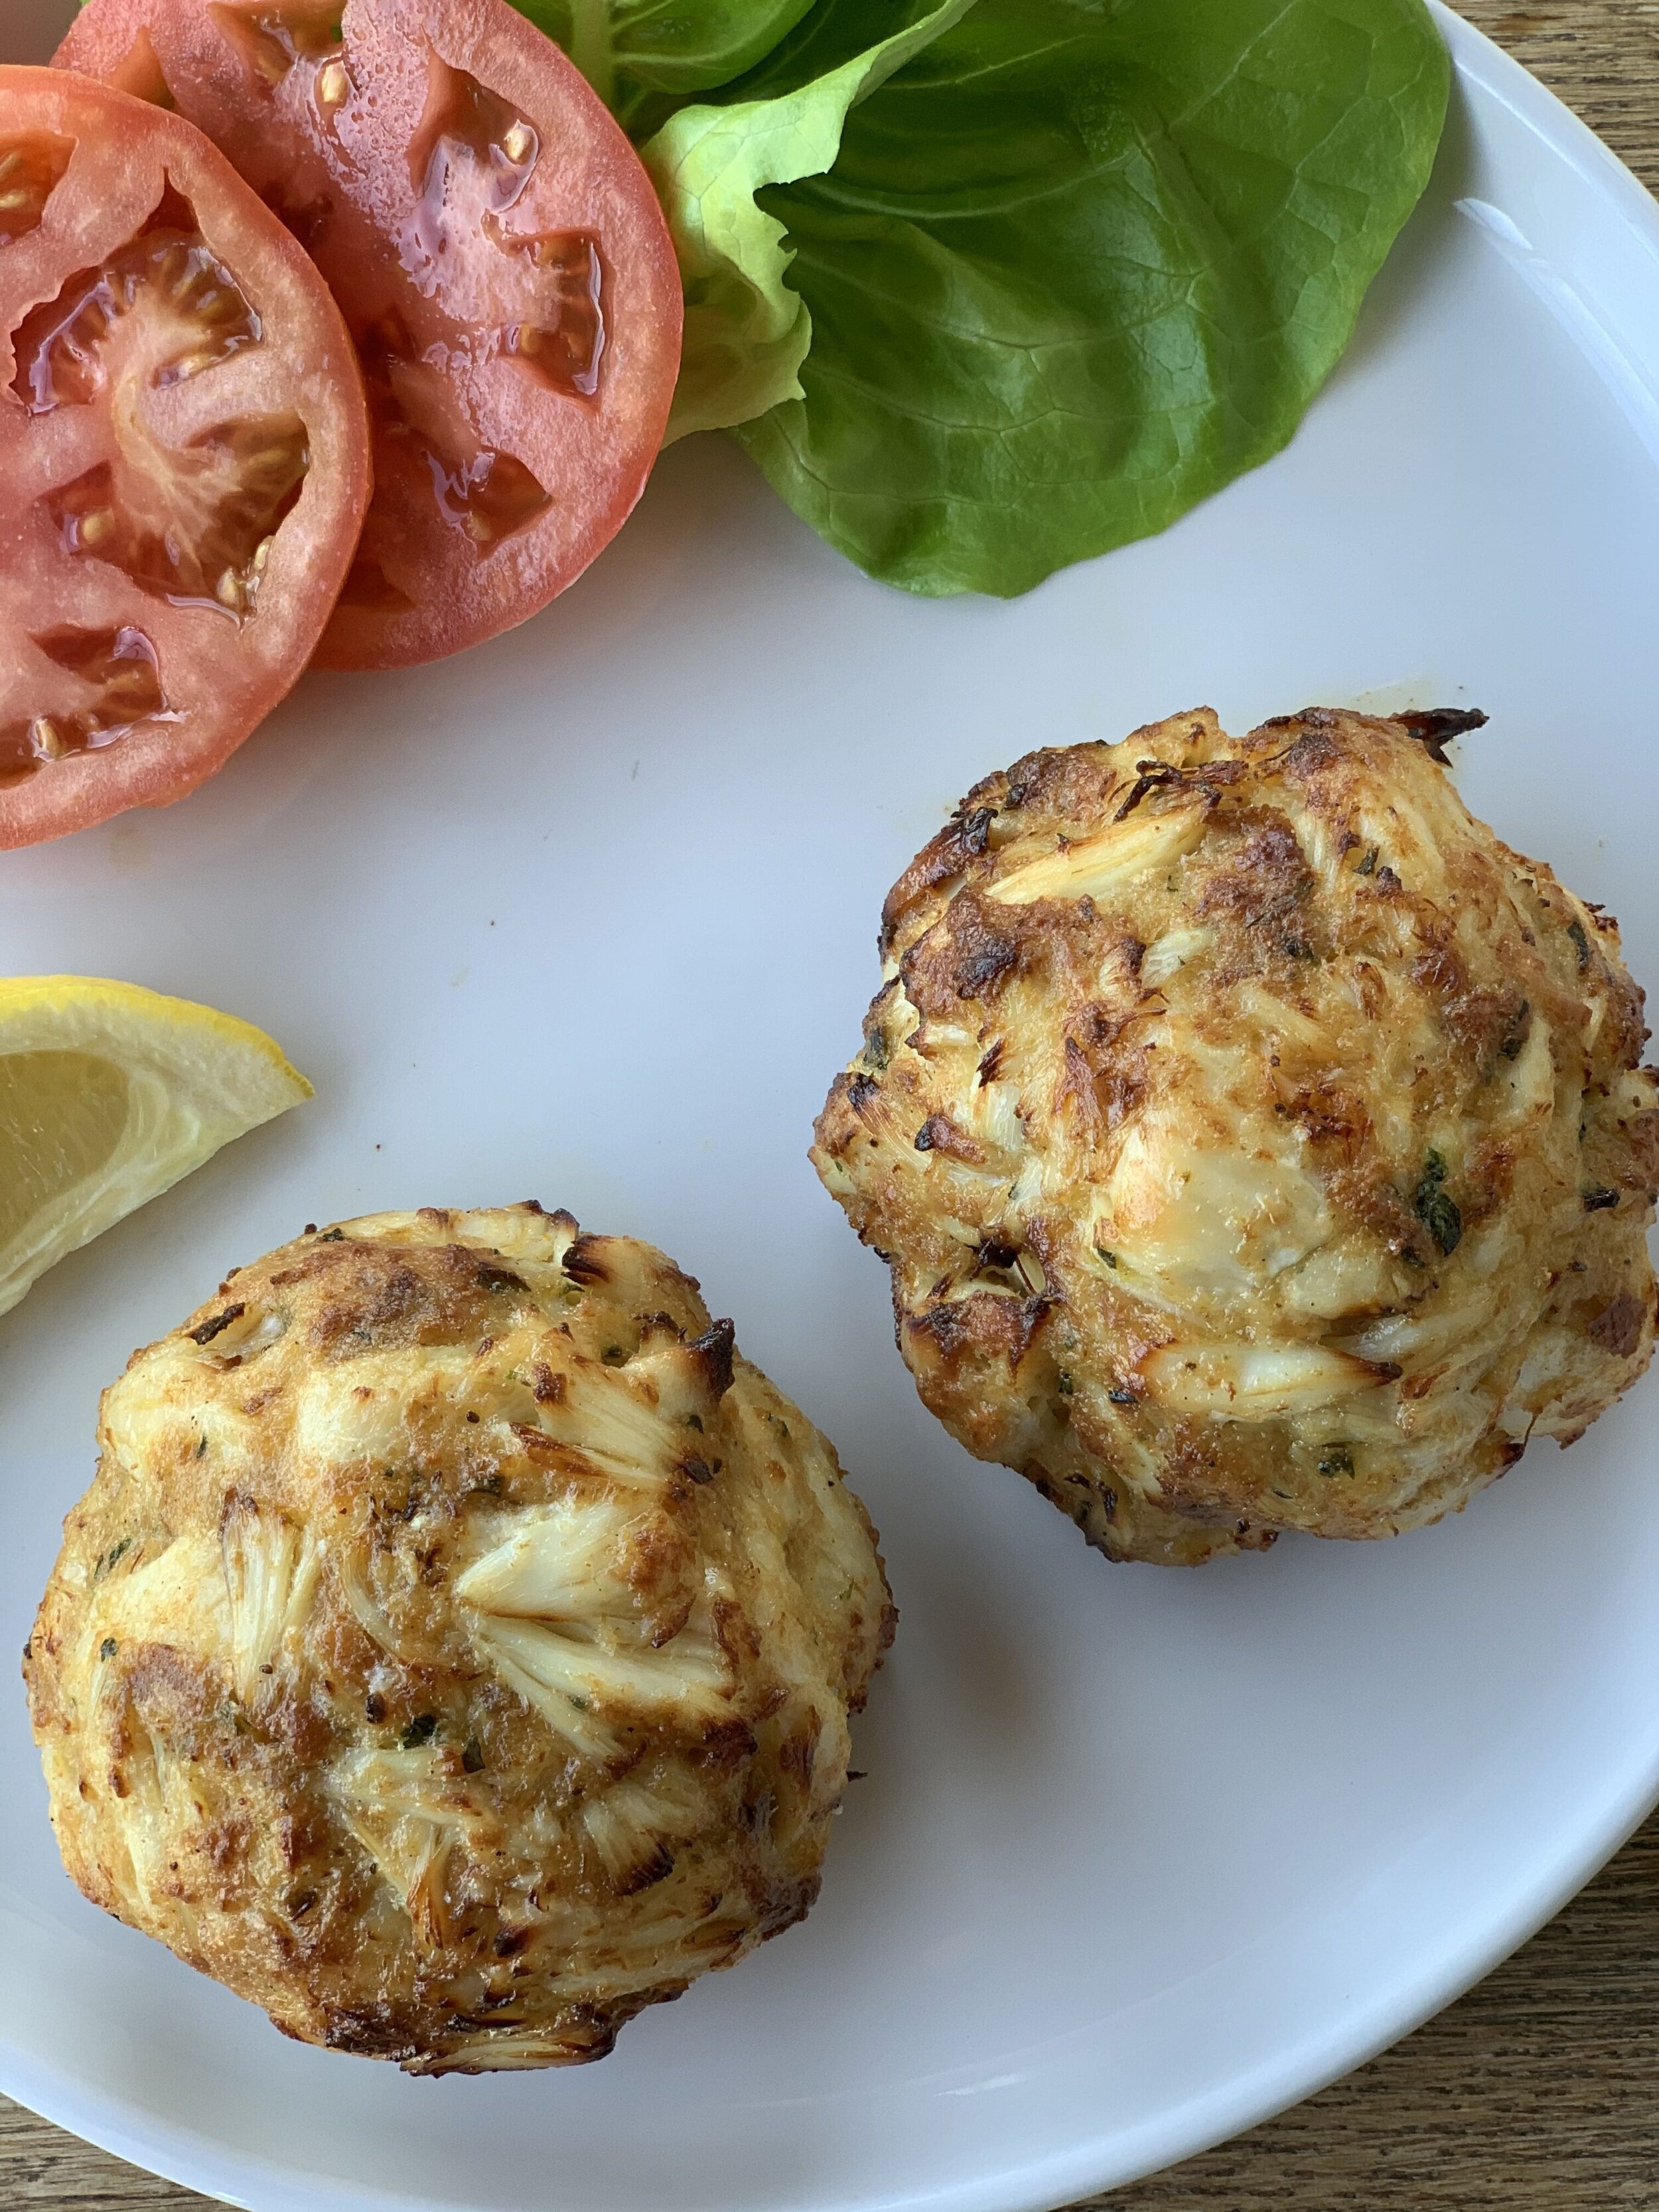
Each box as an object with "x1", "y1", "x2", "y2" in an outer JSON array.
[
  {"x1": 718, "y1": 0, "x2": 1450, "y2": 595},
  {"x1": 707, "y1": 0, "x2": 976, "y2": 101},
  {"x1": 512, "y1": 0, "x2": 822, "y2": 136},
  {"x1": 642, "y1": 0, "x2": 975, "y2": 441}
]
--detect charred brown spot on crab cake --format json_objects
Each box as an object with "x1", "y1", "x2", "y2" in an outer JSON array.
[
  {"x1": 25, "y1": 1205, "x2": 893, "y2": 2070},
  {"x1": 814, "y1": 706, "x2": 1659, "y2": 1567}
]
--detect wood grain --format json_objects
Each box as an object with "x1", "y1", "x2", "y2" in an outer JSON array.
[{"x1": 5, "y1": 3, "x2": 1658, "y2": 2205}]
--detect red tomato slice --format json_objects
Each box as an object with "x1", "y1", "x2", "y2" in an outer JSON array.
[
  {"x1": 0, "y1": 65, "x2": 370, "y2": 848},
  {"x1": 58, "y1": 0, "x2": 684, "y2": 670}
]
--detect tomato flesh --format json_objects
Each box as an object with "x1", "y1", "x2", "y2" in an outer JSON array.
[
  {"x1": 58, "y1": 0, "x2": 685, "y2": 668},
  {"x1": 0, "y1": 66, "x2": 369, "y2": 845}
]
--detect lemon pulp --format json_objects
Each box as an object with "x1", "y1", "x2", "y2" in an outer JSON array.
[{"x1": 0, "y1": 1051, "x2": 131, "y2": 1252}]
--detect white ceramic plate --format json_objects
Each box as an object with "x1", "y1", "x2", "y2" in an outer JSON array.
[{"x1": 5, "y1": 5, "x2": 1659, "y2": 2207}]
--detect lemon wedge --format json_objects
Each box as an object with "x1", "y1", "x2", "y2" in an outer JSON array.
[{"x1": 0, "y1": 977, "x2": 311, "y2": 1321}]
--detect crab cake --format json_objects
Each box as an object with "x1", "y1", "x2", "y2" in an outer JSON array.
[
  {"x1": 813, "y1": 707, "x2": 1659, "y2": 1568},
  {"x1": 26, "y1": 1205, "x2": 893, "y2": 2071}
]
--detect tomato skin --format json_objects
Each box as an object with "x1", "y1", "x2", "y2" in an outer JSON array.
[
  {"x1": 58, "y1": 0, "x2": 684, "y2": 670},
  {"x1": 0, "y1": 66, "x2": 370, "y2": 848}
]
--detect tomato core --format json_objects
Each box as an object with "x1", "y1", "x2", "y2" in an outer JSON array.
[{"x1": 13, "y1": 186, "x2": 311, "y2": 624}]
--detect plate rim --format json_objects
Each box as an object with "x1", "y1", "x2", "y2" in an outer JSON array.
[{"x1": 5, "y1": 5, "x2": 1659, "y2": 2208}]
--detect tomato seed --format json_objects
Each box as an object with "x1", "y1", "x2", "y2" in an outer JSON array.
[{"x1": 0, "y1": 133, "x2": 72, "y2": 246}]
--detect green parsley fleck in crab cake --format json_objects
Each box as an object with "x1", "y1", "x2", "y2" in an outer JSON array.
[
  {"x1": 26, "y1": 1205, "x2": 893, "y2": 2069},
  {"x1": 813, "y1": 705, "x2": 1659, "y2": 1567}
]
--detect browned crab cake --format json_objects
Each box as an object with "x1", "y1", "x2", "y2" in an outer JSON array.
[
  {"x1": 812, "y1": 706, "x2": 1659, "y2": 1568},
  {"x1": 25, "y1": 1205, "x2": 893, "y2": 2071}
]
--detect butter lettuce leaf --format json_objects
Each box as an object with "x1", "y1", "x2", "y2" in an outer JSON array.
[
  {"x1": 716, "y1": 0, "x2": 1450, "y2": 595},
  {"x1": 642, "y1": 0, "x2": 975, "y2": 440},
  {"x1": 512, "y1": 0, "x2": 821, "y2": 135}
]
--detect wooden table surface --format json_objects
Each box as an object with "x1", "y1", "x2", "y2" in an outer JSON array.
[{"x1": 6, "y1": 3, "x2": 1659, "y2": 2205}]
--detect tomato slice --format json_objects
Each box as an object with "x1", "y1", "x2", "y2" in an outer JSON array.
[
  {"x1": 58, "y1": 0, "x2": 684, "y2": 670},
  {"x1": 0, "y1": 65, "x2": 369, "y2": 848}
]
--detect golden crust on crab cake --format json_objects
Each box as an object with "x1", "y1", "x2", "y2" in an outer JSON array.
[
  {"x1": 812, "y1": 706, "x2": 1659, "y2": 1568},
  {"x1": 25, "y1": 1205, "x2": 893, "y2": 2071}
]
